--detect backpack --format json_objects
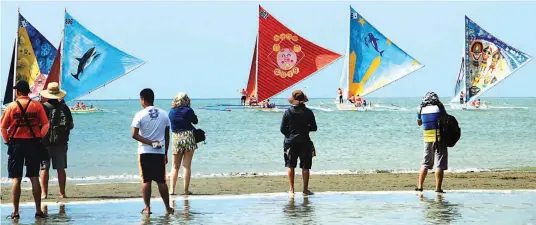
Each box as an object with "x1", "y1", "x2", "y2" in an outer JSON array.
[
  {"x1": 436, "y1": 104, "x2": 461, "y2": 147},
  {"x1": 43, "y1": 102, "x2": 71, "y2": 146}
]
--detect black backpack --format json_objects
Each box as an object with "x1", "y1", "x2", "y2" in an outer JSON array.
[
  {"x1": 436, "y1": 104, "x2": 461, "y2": 147},
  {"x1": 43, "y1": 102, "x2": 71, "y2": 146}
]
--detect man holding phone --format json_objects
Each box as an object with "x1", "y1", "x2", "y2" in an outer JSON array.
[{"x1": 131, "y1": 88, "x2": 174, "y2": 215}]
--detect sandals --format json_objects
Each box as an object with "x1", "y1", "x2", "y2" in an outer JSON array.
[
  {"x1": 6, "y1": 213, "x2": 19, "y2": 219},
  {"x1": 35, "y1": 212, "x2": 47, "y2": 218},
  {"x1": 140, "y1": 209, "x2": 152, "y2": 215},
  {"x1": 303, "y1": 190, "x2": 315, "y2": 196},
  {"x1": 183, "y1": 191, "x2": 193, "y2": 196},
  {"x1": 435, "y1": 189, "x2": 445, "y2": 193},
  {"x1": 415, "y1": 188, "x2": 424, "y2": 192}
]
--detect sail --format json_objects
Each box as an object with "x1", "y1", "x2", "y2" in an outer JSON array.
[
  {"x1": 245, "y1": 39, "x2": 257, "y2": 101},
  {"x1": 62, "y1": 11, "x2": 145, "y2": 102},
  {"x1": 464, "y1": 16, "x2": 532, "y2": 102},
  {"x1": 257, "y1": 6, "x2": 341, "y2": 102},
  {"x1": 451, "y1": 55, "x2": 465, "y2": 103},
  {"x1": 18, "y1": 14, "x2": 58, "y2": 98},
  {"x1": 42, "y1": 42, "x2": 62, "y2": 102},
  {"x1": 348, "y1": 7, "x2": 423, "y2": 97},
  {"x1": 3, "y1": 41, "x2": 16, "y2": 105}
]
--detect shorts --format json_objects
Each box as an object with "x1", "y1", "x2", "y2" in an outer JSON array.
[
  {"x1": 7, "y1": 139, "x2": 43, "y2": 178},
  {"x1": 422, "y1": 142, "x2": 448, "y2": 170},
  {"x1": 284, "y1": 142, "x2": 313, "y2": 169},
  {"x1": 241, "y1": 96, "x2": 247, "y2": 101},
  {"x1": 172, "y1": 130, "x2": 197, "y2": 154},
  {"x1": 138, "y1": 154, "x2": 166, "y2": 184},
  {"x1": 41, "y1": 145, "x2": 68, "y2": 170}
]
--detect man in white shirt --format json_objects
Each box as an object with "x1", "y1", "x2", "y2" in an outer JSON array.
[{"x1": 131, "y1": 88, "x2": 174, "y2": 215}]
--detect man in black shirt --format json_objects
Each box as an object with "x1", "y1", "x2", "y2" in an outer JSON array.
[{"x1": 280, "y1": 90, "x2": 317, "y2": 196}]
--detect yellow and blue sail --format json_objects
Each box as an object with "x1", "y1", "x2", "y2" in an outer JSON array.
[
  {"x1": 3, "y1": 14, "x2": 57, "y2": 103},
  {"x1": 464, "y1": 16, "x2": 532, "y2": 103},
  {"x1": 348, "y1": 7, "x2": 423, "y2": 97},
  {"x1": 62, "y1": 11, "x2": 145, "y2": 102}
]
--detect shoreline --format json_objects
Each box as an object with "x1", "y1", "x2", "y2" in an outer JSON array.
[{"x1": 1, "y1": 171, "x2": 536, "y2": 204}]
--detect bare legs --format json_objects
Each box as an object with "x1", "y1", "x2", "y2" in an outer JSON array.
[
  {"x1": 287, "y1": 168, "x2": 295, "y2": 193},
  {"x1": 417, "y1": 167, "x2": 444, "y2": 191},
  {"x1": 11, "y1": 177, "x2": 43, "y2": 216},
  {"x1": 170, "y1": 150, "x2": 195, "y2": 195},
  {"x1": 287, "y1": 168, "x2": 311, "y2": 194},
  {"x1": 417, "y1": 167, "x2": 428, "y2": 190},
  {"x1": 141, "y1": 181, "x2": 174, "y2": 214},
  {"x1": 40, "y1": 168, "x2": 67, "y2": 198},
  {"x1": 141, "y1": 182, "x2": 151, "y2": 214}
]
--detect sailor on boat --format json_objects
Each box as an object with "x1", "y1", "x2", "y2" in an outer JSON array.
[
  {"x1": 363, "y1": 99, "x2": 367, "y2": 107},
  {"x1": 355, "y1": 95, "x2": 363, "y2": 107},
  {"x1": 459, "y1": 91, "x2": 464, "y2": 105},
  {"x1": 348, "y1": 95, "x2": 355, "y2": 104},
  {"x1": 337, "y1": 88, "x2": 343, "y2": 104},
  {"x1": 240, "y1": 89, "x2": 247, "y2": 105},
  {"x1": 249, "y1": 95, "x2": 258, "y2": 106},
  {"x1": 475, "y1": 99, "x2": 481, "y2": 108}
]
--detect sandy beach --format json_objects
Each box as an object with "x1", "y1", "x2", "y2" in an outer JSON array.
[{"x1": 1, "y1": 171, "x2": 535, "y2": 204}]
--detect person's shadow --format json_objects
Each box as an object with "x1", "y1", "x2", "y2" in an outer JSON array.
[
  {"x1": 283, "y1": 196, "x2": 316, "y2": 224},
  {"x1": 419, "y1": 193, "x2": 461, "y2": 224}
]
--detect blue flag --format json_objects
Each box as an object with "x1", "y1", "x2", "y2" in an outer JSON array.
[{"x1": 62, "y1": 12, "x2": 145, "y2": 102}]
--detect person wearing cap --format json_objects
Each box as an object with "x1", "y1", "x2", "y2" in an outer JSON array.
[
  {"x1": 280, "y1": 90, "x2": 317, "y2": 196},
  {"x1": 39, "y1": 82, "x2": 74, "y2": 200},
  {"x1": 1, "y1": 81, "x2": 49, "y2": 219}
]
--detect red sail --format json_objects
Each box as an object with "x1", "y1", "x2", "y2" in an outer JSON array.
[
  {"x1": 257, "y1": 5, "x2": 341, "y2": 102},
  {"x1": 245, "y1": 39, "x2": 257, "y2": 101},
  {"x1": 42, "y1": 42, "x2": 62, "y2": 102}
]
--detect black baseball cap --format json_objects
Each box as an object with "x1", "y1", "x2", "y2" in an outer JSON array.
[{"x1": 13, "y1": 81, "x2": 30, "y2": 94}]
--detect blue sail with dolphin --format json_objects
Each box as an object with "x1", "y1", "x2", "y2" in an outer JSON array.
[
  {"x1": 347, "y1": 7, "x2": 423, "y2": 97},
  {"x1": 62, "y1": 11, "x2": 145, "y2": 102}
]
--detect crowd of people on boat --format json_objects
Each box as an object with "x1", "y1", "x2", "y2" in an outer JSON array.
[
  {"x1": 72, "y1": 102, "x2": 94, "y2": 110},
  {"x1": 241, "y1": 89, "x2": 276, "y2": 108},
  {"x1": 337, "y1": 88, "x2": 368, "y2": 107},
  {"x1": 460, "y1": 91, "x2": 482, "y2": 108}
]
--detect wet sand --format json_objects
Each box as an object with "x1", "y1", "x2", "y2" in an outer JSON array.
[{"x1": 2, "y1": 171, "x2": 536, "y2": 204}]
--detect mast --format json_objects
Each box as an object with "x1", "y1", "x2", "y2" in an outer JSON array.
[
  {"x1": 255, "y1": 9, "x2": 259, "y2": 102},
  {"x1": 12, "y1": 8, "x2": 20, "y2": 102},
  {"x1": 60, "y1": 8, "x2": 66, "y2": 90}
]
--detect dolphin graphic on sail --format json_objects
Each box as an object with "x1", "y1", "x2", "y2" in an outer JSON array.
[
  {"x1": 72, "y1": 47, "x2": 100, "y2": 80},
  {"x1": 364, "y1": 33, "x2": 384, "y2": 56}
]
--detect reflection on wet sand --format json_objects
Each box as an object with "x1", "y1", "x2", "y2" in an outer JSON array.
[
  {"x1": 419, "y1": 193, "x2": 461, "y2": 224},
  {"x1": 36, "y1": 204, "x2": 70, "y2": 225},
  {"x1": 284, "y1": 196, "x2": 316, "y2": 224}
]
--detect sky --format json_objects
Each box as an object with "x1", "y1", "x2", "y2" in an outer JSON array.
[{"x1": 1, "y1": 1, "x2": 536, "y2": 100}]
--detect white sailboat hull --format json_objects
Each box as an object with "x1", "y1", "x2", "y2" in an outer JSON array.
[{"x1": 336, "y1": 103, "x2": 373, "y2": 111}]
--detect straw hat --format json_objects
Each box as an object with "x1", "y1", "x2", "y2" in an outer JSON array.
[
  {"x1": 40, "y1": 82, "x2": 66, "y2": 99},
  {"x1": 288, "y1": 90, "x2": 308, "y2": 105}
]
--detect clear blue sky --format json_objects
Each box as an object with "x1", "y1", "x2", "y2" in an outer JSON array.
[{"x1": 2, "y1": 1, "x2": 535, "y2": 100}]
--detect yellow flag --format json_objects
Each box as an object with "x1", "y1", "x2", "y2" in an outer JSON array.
[{"x1": 16, "y1": 27, "x2": 41, "y2": 86}]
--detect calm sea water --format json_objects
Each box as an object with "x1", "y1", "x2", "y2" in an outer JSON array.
[
  {"x1": 1, "y1": 98, "x2": 536, "y2": 182},
  {"x1": 1, "y1": 191, "x2": 535, "y2": 224}
]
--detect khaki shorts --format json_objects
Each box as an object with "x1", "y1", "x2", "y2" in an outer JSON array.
[
  {"x1": 41, "y1": 145, "x2": 68, "y2": 170},
  {"x1": 421, "y1": 142, "x2": 448, "y2": 170}
]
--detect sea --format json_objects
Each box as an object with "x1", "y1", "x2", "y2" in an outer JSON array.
[
  {"x1": 1, "y1": 97, "x2": 536, "y2": 183},
  {"x1": 1, "y1": 191, "x2": 535, "y2": 224}
]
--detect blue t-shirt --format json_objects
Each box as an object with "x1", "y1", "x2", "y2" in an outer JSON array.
[
  {"x1": 417, "y1": 105, "x2": 440, "y2": 142},
  {"x1": 168, "y1": 107, "x2": 198, "y2": 132}
]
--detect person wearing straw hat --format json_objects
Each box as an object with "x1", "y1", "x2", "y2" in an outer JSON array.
[
  {"x1": 39, "y1": 82, "x2": 74, "y2": 200},
  {"x1": 280, "y1": 90, "x2": 317, "y2": 196}
]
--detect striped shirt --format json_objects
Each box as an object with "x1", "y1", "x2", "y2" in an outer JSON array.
[{"x1": 417, "y1": 105, "x2": 441, "y2": 142}]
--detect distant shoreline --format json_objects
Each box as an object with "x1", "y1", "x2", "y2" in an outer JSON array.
[{"x1": 2, "y1": 170, "x2": 535, "y2": 204}]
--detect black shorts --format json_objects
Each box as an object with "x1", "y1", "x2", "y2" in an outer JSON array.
[
  {"x1": 7, "y1": 139, "x2": 43, "y2": 178},
  {"x1": 138, "y1": 154, "x2": 166, "y2": 184},
  {"x1": 284, "y1": 142, "x2": 314, "y2": 169},
  {"x1": 241, "y1": 96, "x2": 247, "y2": 100}
]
